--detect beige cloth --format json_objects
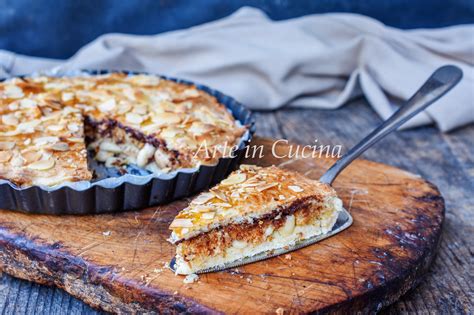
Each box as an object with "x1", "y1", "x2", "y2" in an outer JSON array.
[{"x1": 1, "y1": 7, "x2": 473, "y2": 131}]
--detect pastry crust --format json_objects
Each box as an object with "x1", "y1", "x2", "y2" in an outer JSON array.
[
  {"x1": 0, "y1": 73, "x2": 246, "y2": 187},
  {"x1": 169, "y1": 165, "x2": 343, "y2": 274}
]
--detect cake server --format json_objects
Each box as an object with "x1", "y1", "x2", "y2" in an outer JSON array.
[{"x1": 170, "y1": 65, "x2": 463, "y2": 273}]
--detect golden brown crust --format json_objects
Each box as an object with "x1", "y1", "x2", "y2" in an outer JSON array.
[
  {"x1": 169, "y1": 165, "x2": 337, "y2": 242},
  {"x1": 0, "y1": 73, "x2": 246, "y2": 187}
]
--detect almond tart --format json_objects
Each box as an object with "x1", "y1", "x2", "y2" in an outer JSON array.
[
  {"x1": 0, "y1": 72, "x2": 247, "y2": 187},
  {"x1": 168, "y1": 165, "x2": 343, "y2": 275}
]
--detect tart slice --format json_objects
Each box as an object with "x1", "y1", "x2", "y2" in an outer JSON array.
[{"x1": 168, "y1": 165, "x2": 343, "y2": 275}]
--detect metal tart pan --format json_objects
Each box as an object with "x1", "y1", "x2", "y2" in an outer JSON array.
[{"x1": 0, "y1": 70, "x2": 255, "y2": 214}]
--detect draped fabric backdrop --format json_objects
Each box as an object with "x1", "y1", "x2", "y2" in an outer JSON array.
[{"x1": 1, "y1": 7, "x2": 473, "y2": 131}]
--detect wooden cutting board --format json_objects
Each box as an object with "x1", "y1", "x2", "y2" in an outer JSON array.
[{"x1": 0, "y1": 137, "x2": 444, "y2": 314}]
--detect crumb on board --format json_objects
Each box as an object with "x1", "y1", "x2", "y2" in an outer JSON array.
[
  {"x1": 276, "y1": 307, "x2": 285, "y2": 315},
  {"x1": 284, "y1": 254, "x2": 292, "y2": 260},
  {"x1": 102, "y1": 231, "x2": 111, "y2": 236},
  {"x1": 183, "y1": 273, "x2": 199, "y2": 284}
]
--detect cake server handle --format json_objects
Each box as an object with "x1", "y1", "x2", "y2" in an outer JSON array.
[{"x1": 319, "y1": 65, "x2": 463, "y2": 185}]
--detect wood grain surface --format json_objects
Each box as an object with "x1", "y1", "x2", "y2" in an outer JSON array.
[
  {"x1": 0, "y1": 102, "x2": 472, "y2": 314},
  {"x1": 0, "y1": 132, "x2": 445, "y2": 313}
]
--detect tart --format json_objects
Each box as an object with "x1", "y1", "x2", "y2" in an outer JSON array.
[
  {"x1": 168, "y1": 165, "x2": 343, "y2": 275},
  {"x1": 0, "y1": 73, "x2": 247, "y2": 187}
]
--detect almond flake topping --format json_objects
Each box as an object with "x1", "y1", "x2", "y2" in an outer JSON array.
[
  {"x1": 28, "y1": 158, "x2": 55, "y2": 171},
  {"x1": 211, "y1": 189, "x2": 228, "y2": 202},
  {"x1": 22, "y1": 151, "x2": 42, "y2": 164},
  {"x1": 221, "y1": 173, "x2": 246, "y2": 186},
  {"x1": 192, "y1": 192, "x2": 214, "y2": 205},
  {"x1": 201, "y1": 212, "x2": 215, "y2": 220},
  {"x1": 50, "y1": 142, "x2": 70, "y2": 152},
  {"x1": 256, "y1": 182, "x2": 278, "y2": 192},
  {"x1": 288, "y1": 185, "x2": 304, "y2": 193},
  {"x1": 34, "y1": 137, "x2": 59, "y2": 146},
  {"x1": 98, "y1": 99, "x2": 116, "y2": 112},
  {"x1": 4, "y1": 85, "x2": 24, "y2": 99},
  {"x1": 47, "y1": 125, "x2": 64, "y2": 132},
  {"x1": 0, "y1": 142, "x2": 16, "y2": 150},
  {"x1": 125, "y1": 112, "x2": 144, "y2": 125},
  {"x1": 2, "y1": 114, "x2": 19, "y2": 126},
  {"x1": 0, "y1": 151, "x2": 13, "y2": 163},
  {"x1": 170, "y1": 218, "x2": 194, "y2": 228}
]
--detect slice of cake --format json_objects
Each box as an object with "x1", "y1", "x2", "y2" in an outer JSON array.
[{"x1": 168, "y1": 165, "x2": 343, "y2": 275}]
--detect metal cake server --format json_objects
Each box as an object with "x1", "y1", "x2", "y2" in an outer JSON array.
[{"x1": 170, "y1": 65, "x2": 463, "y2": 274}]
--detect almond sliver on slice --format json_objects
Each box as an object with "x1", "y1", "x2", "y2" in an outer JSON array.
[
  {"x1": 192, "y1": 192, "x2": 214, "y2": 205},
  {"x1": 170, "y1": 218, "x2": 194, "y2": 228},
  {"x1": 0, "y1": 151, "x2": 13, "y2": 163}
]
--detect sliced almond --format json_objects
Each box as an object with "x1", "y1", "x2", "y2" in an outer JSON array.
[
  {"x1": 192, "y1": 192, "x2": 215, "y2": 205},
  {"x1": 2, "y1": 114, "x2": 19, "y2": 126},
  {"x1": 47, "y1": 125, "x2": 64, "y2": 132},
  {"x1": 211, "y1": 202, "x2": 232, "y2": 208},
  {"x1": 34, "y1": 136, "x2": 59, "y2": 146},
  {"x1": 98, "y1": 99, "x2": 116, "y2": 112},
  {"x1": 117, "y1": 102, "x2": 132, "y2": 114},
  {"x1": 4, "y1": 85, "x2": 24, "y2": 99},
  {"x1": 151, "y1": 112, "x2": 181, "y2": 126},
  {"x1": 0, "y1": 151, "x2": 13, "y2": 163},
  {"x1": 211, "y1": 189, "x2": 228, "y2": 202},
  {"x1": 0, "y1": 142, "x2": 16, "y2": 150},
  {"x1": 132, "y1": 105, "x2": 148, "y2": 115},
  {"x1": 182, "y1": 89, "x2": 200, "y2": 98},
  {"x1": 67, "y1": 123, "x2": 80, "y2": 133},
  {"x1": 170, "y1": 218, "x2": 193, "y2": 228},
  {"x1": 221, "y1": 173, "x2": 246, "y2": 186},
  {"x1": 67, "y1": 137, "x2": 84, "y2": 143},
  {"x1": 8, "y1": 102, "x2": 19, "y2": 111},
  {"x1": 62, "y1": 92, "x2": 74, "y2": 102},
  {"x1": 288, "y1": 185, "x2": 304, "y2": 193},
  {"x1": 28, "y1": 158, "x2": 55, "y2": 171},
  {"x1": 188, "y1": 122, "x2": 214, "y2": 135},
  {"x1": 50, "y1": 142, "x2": 70, "y2": 152},
  {"x1": 256, "y1": 182, "x2": 278, "y2": 192},
  {"x1": 20, "y1": 98, "x2": 37, "y2": 109},
  {"x1": 125, "y1": 112, "x2": 144, "y2": 125},
  {"x1": 21, "y1": 151, "x2": 42, "y2": 164},
  {"x1": 201, "y1": 212, "x2": 215, "y2": 220},
  {"x1": 17, "y1": 120, "x2": 41, "y2": 133}
]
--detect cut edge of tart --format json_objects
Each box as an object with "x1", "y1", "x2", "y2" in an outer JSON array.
[
  {"x1": 168, "y1": 165, "x2": 343, "y2": 275},
  {"x1": 0, "y1": 73, "x2": 247, "y2": 188}
]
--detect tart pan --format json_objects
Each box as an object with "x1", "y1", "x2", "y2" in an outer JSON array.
[{"x1": 0, "y1": 70, "x2": 255, "y2": 214}]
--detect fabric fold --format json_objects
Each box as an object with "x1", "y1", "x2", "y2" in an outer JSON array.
[{"x1": 1, "y1": 7, "x2": 472, "y2": 131}]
